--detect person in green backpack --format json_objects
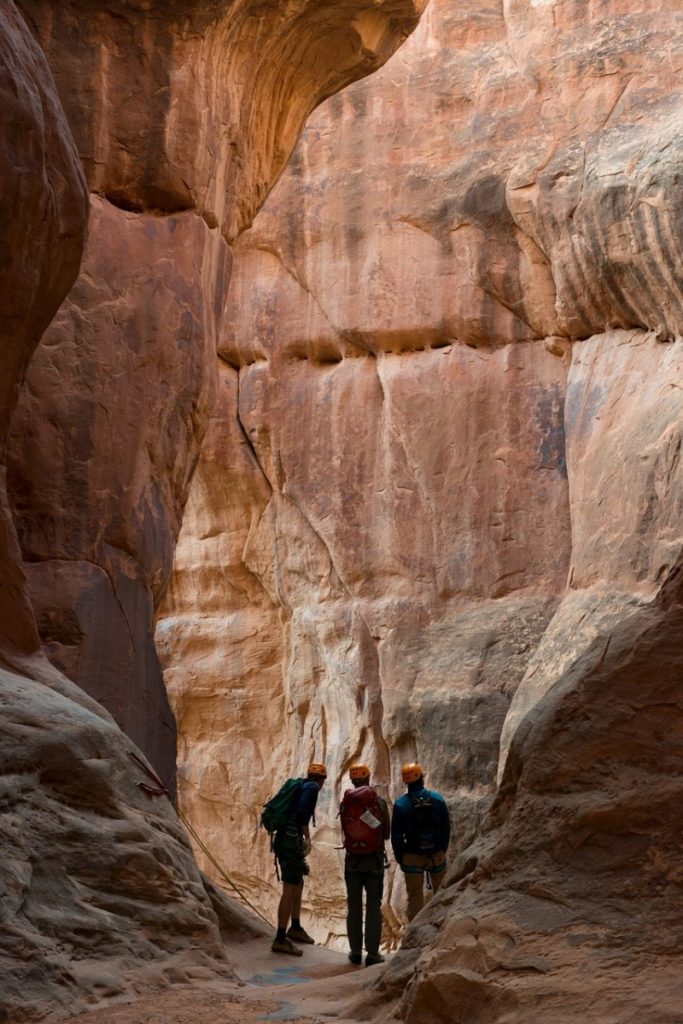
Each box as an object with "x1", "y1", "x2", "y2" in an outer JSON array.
[{"x1": 264, "y1": 762, "x2": 327, "y2": 955}]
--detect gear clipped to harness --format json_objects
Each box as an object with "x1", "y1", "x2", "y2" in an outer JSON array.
[{"x1": 340, "y1": 785, "x2": 384, "y2": 854}]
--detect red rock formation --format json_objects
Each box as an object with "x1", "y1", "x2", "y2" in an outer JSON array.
[
  {"x1": 0, "y1": 0, "x2": 87, "y2": 664},
  {"x1": 18, "y1": 0, "x2": 426, "y2": 239},
  {"x1": 159, "y1": 0, "x2": 683, "y2": 1015},
  {"x1": 0, "y1": 662, "x2": 266, "y2": 1021},
  {"x1": 7, "y1": 0, "x2": 427, "y2": 789},
  {"x1": 0, "y1": 0, "x2": 427, "y2": 1017},
  {"x1": 7, "y1": 196, "x2": 229, "y2": 790},
  {"x1": 158, "y1": 0, "x2": 572, "y2": 940}
]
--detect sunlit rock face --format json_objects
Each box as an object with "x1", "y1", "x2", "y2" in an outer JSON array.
[
  {"x1": 6, "y1": 0, "x2": 426, "y2": 790},
  {"x1": 159, "y1": 0, "x2": 683, "y2": 1011},
  {"x1": 157, "y1": 0, "x2": 574, "y2": 943}
]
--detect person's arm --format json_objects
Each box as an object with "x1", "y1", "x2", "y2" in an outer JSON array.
[
  {"x1": 378, "y1": 796, "x2": 391, "y2": 841},
  {"x1": 436, "y1": 795, "x2": 451, "y2": 852},
  {"x1": 391, "y1": 802, "x2": 404, "y2": 865}
]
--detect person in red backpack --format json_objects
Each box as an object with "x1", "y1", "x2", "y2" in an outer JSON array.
[{"x1": 340, "y1": 764, "x2": 390, "y2": 967}]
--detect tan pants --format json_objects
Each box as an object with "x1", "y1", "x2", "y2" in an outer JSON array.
[{"x1": 402, "y1": 851, "x2": 447, "y2": 922}]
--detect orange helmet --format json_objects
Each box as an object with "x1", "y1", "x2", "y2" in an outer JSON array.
[
  {"x1": 308, "y1": 762, "x2": 327, "y2": 778},
  {"x1": 349, "y1": 764, "x2": 370, "y2": 781},
  {"x1": 401, "y1": 762, "x2": 423, "y2": 783}
]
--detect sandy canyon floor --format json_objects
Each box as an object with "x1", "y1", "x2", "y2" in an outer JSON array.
[{"x1": 66, "y1": 940, "x2": 387, "y2": 1024}]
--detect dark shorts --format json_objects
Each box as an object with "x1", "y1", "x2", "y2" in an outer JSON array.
[{"x1": 274, "y1": 827, "x2": 305, "y2": 886}]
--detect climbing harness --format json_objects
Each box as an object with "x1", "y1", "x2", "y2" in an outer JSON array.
[{"x1": 128, "y1": 750, "x2": 274, "y2": 929}]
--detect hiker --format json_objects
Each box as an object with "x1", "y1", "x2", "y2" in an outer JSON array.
[
  {"x1": 268, "y1": 762, "x2": 327, "y2": 956},
  {"x1": 391, "y1": 762, "x2": 450, "y2": 922},
  {"x1": 340, "y1": 764, "x2": 390, "y2": 967}
]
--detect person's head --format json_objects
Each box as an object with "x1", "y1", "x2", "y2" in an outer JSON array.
[
  {"x1": 401, "y1": 762, "x2": 424, "y2": 787},
  {"x1": 349, "y1": 763, "x2": 370, "y2": 787},
  {"x1": 307, "y1": 762, "x2": 327, "y2": 789}
]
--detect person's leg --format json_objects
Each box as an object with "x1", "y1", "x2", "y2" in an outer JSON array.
[
  {"x1": 287, "y1": 880, "x2": 315, "y2": 943},
  {"x1": 427, "y1": 851, "x2": 447, "y2": 898},
  {"x1": 364, "y1": 870, "x2": 384, "y2": 959},
  {"x1": 404, "y1": 871, "x2": 424, "y2": 921},
  {"x1": 277, "y1": 881, "x2": 296, "y2": 928},
  {"x1": 402, "y1": 853, "x2": 426, "y2": 922},
  {"x1": 345, "y1": 871, "x2": 364, "y2": 961},
  {"x1": 291, "y1": 881, "x2": 304, "y2": 921},
  {"x1": 273, "y1": 862, "x2": 304, "y2": 954}
]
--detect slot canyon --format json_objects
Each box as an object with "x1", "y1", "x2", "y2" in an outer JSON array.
[{"x1": 1, "y1": 1, "x2": 682, "y2": 1023}]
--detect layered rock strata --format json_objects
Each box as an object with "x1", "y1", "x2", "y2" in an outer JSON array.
[
  {"x1": 0, "y1": 0, "x2": 426, "y2": 1016},
  {"x1": 6, "y1": 0, "x2": 426, "y2": 789},
  {"x1": 159, "y1": 0, "x2": 683, "y2": 1013}
]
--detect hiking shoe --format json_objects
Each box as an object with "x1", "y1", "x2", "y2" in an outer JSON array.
[
  {"x1": 286, "y1": 926, "x2": 315, "y2": 945},
  {"x1": 348, "y1": 952, "x2": 362, "y2": 965},
  {"x1": 365, "y1": 953, "x2": 385, "y2": 967},
  {"x1": 271, "y1": 937, "x2": 303, "y2": 956}
]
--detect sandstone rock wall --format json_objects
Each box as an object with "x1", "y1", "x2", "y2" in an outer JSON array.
[
  {"x1": 0, "y1": 0, "x2": 426, "y2": 1016},
  {"x1": 159, "y1": 0, "x2": 683, "y2": 1013},
  {"x1": 0, "y1": 7, "x2": 247, "y2": 1018},
  {"x1": 6, "y1": 0, "x2": 426, "y2": 790},
  {"x1": 384, "y1": 328, "x2": 683, "y2": 1024},
  {"x1": 0, "y1": 0, "x2": 87, "y2": 666},
  {"x1": 0, "y1": 662, "x2": 265, "y2": 1021},
  {"x1": 157, "y1": 0, "x2": 575, "y2": 941}
]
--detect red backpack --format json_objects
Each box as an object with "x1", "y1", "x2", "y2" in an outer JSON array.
[{"x1": 340, "y1": 786, "x2": 384, "y2": 854}]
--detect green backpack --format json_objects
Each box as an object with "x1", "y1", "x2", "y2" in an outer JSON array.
[{"x1": 260, "y1": 778, "x2": 303, "y2": 840}]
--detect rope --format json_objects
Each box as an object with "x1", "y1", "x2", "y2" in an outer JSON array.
[
  {"x1": 177, "y1": 806, "x2": 275, "y2": 929},
  {"x1": 128, "y1": 751, "x2": 275, "y2": 930}
]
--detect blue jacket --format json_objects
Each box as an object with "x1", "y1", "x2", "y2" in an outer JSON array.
[
  {"x1": 295, "y1": 779, "x2": 320, "y2": 828},
  {"x1": 391, "y1": 783, "x2": 451, "y2": 863}
]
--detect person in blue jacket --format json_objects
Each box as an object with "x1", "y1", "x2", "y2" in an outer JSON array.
[
  {"x1": 391, "y1": 762, "x2": 451, "y2": 921},
  {"x1": 272, "y1": 762, "x2": 327, "y2": 955}
]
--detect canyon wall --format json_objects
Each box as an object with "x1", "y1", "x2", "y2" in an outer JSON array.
[
  {"x1": 0, "y1": 0, "x2": 87, "y2": 669},
  {"x1": 158, "y1": 0, "x2": 683, "y2": 1014},
  {"x1": 0, "y1": 1, "x2": 425, "y2": 1017},
  {"x1": 5, "y1": 0, "x2": 426, "y2": 791}
]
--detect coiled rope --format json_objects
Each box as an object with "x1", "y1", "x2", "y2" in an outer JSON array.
[{"x1": 128, "y1": 750, "x2": 274, "y2": 930}]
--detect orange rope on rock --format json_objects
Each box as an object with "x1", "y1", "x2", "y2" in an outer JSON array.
[
  {"x1": 128, "y1": 750, "x2": 275, "y2": 930},
  {"x1": 177, "y1": 806, "x2": 275, "y2": 930}
]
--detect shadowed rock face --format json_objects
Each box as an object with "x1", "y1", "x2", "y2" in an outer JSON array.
[
  {"x1": 18, "y1": 0, "x2": 426, "y2": 240},
  {"x1": 7, "y1": 197, "x2": 230, "y2": 792},
  {"x1": 6, "y1": 0, "x2": 427, "y2": 791},
  {"x1": 0, "y1": 1, "x2": 87, "y2": 662},
  {"x1": 158, "y1": 0, "x2": 683, "y2": 1012},
  {"x1": 0, "y1": 664, "x2": 266, "y2": 1022}
]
